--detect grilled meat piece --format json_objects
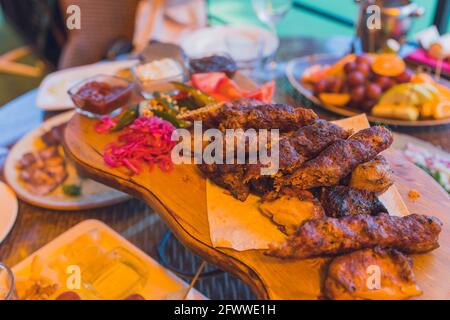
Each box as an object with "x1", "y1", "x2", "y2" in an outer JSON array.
[
  {"x1": 349, "y1": 155, "x2": 394, "y2": 194},
  {"x1": 259, "y1": 190, "x2": 324, "y2": 235},
  {"x1": 244, "y1": 119, "x2": 350, "y2": 181},
  {"x1": 41, "y1": 123, "x2": 66, "y2": 146},
  {"x1": 275, "y1": 126, "x2": 393, "y2": 190},
  {"x1": 198, "y1": 163, "x2": 250, "y2": 201},
  {"x1": 320, "y1": 186, "x2": 387, "y2": 218},
  {"x1": 17, "y1": 146, "x2": 68, "y2": 196},
  {"x1": 249, "y1": 177, "x2": 274, "y2": 196},
  {"x1": 180, "y1": 101, "x2": 318, "y2": 131},
  {"x1": 199, "y1": 119, "x2": 347, "y2": 201},
  {"x1": 267, "y1": 213, "x2": 442, "y2": 259},
  {"x1": 324, "y1": 247, "x2": 422, "y2": 300}
]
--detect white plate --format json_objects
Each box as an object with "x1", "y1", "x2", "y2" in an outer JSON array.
[
  {"x1": 4, "y1": 111, "x2": 129, "y2": 211},
  {"x1": 0, "y1": 181, "x2": 18, "y2": 243},
  {"x1": 12, "y1": 219, "x2": 207, "y2": 300},
  {"x1": 36, "y1": 60, "x2": 138, "y2": 111},
  {"x1": 180, "y1": 25, "x2": 279, "y2": 59}
]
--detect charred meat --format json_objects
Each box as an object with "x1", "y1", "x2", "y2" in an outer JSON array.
[
  {"x1": 244, "y1": 119, "x2": 350, "y2": 181},
  {"x1": 180, "y1": 101, "x2": 318, "y2": 132},
  {"x1": 198, "y1": 163, "x2": 250, "y2": 201},
  {"x1": 349, "y1": 155, "x2": 394, "y2": 194},
  {"x1": 324, "y1": 247, "x2": 422, "y2": 300},
  {"x1": 200, "y1": 120, "x2": 349, "y2": 201},
  {"x1": 320, "y1": 186, "x2": 387, "y2": 218},
  {"x1": 276, "y1": 126, "x2": 393, "y2": 190},
  {"x1": 267, "y1": 213, "x2": 442, "y2": 259}
]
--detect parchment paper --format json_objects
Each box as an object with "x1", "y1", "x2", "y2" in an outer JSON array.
[{"x1": 207, "y1": 114, "x2": 410, "y2": 251}]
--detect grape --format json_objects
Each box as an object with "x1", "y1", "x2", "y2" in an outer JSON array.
[
  {"x1": 346, "y1": 71, "x2": 365, "y2": 87},
  {"x1": 350, "y1": 86, "x2": 366, "y2": 103},
  {"x1": 356, "y1": 55, "x2": 372, "y2": 66},
  {"x1": 314, "y1": 79, "x2": 328, "y2": 95},
  {"x1": 355, "y1": 63, "x2": 370, "y2": 77},
  {"x1": 366, "y1": 83, "x2": 382, "y2": 100},
  {"x1": 327, "y1": 76, "x2": 343, "y2": 93},
  {"x1": 395, "y1": 71, "x2": 412, "y2": 84},
  {"x1": 375, "y1": 76, "x2": 394, "y2": 91},
  {"x1": 344, "y1": 61, "x2": 358, "y2": 74},
  {"x1": 361, "y1": 99, "x2": 377, "y2": 112}
]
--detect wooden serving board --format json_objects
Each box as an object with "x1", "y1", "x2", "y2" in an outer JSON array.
[{"x1": 64, "y1": 114, "x2": 450, "y2": 300}]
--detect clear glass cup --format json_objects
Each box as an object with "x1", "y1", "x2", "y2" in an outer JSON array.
[
  {"x1": 0, "y1": 263, "x2": 18, "y2": 300},
  {"x1": 68, "y1": 74, "x2": 134, "y2": 118},
  {"x1": 252, "y1": 0, "x2": 293, "y2": 80},
  {"x1": 131, "y1": 61, "x2": 185, "y2": 99},
  {"x1": 224, "y1": 31, "x2": 265, "y2": 80}
]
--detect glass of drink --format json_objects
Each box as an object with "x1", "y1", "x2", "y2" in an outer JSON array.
[
  {"x1": 0, "y1": 263, "x2": 18, "y2": 300},
  {"x1": 252, "y1": 0, "x2": 293, "y2": 79}
]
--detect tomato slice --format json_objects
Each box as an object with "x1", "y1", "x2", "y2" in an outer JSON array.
[
  {"x1": 191, "y1": 72, "x2": 227, "y2": 93},
  {"x1": 214, "y1": 77, "x2": 245, "y2": 101},
  {"x1": 244, "y1": 80, "x2": 275, "y2": 103}
]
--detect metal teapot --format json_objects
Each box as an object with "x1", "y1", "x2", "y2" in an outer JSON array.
[{"x1": 355, "y1": 0, "x2": 425, "y2": 52}]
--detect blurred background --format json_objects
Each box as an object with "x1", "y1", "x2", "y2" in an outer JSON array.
[{"x1": 0, "y1": 0, "x2": 449, "y2": 106}]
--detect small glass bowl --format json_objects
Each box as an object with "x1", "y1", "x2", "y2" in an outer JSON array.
[
  {"x1": 68, "y1": 74, "x2": 134, "y2": 118},
  {"x1": 131, "y1": 62, "x2": 185, "y2": 99}
]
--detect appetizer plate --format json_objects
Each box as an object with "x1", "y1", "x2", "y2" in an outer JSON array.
[
  {"x1": 0, "y1": 181, "x2": 18, "y2": 243},
  {"x1": 393, "y1": 132, "x2": 450, "y2": 158},
  {"x1": 180, "y1": 25, "x2": 279, "y2": 59},
  {"x1": 4, "y1": 111, "x2": 129, "y2": 211},
  {"x1": 12, "y1": 219, "x2": 206, "y2": 300},
  {"x1": 36, "y1": 60, "x2": 138, "y2": 111},
  {"x1": 286, "y1": 54, "x2": 450, "y2": 127},
  {"x1": 64, "y1": 113, "x2": 450, "y2": 299}
]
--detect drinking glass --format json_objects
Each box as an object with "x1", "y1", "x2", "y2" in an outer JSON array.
[
  {"x1": 252, "y1": 0, "x2": 293, "y2": 79},
  {"x1": 0, "y1": 263, "x2": 18, "y2": 300},
  {"x1": 253, "y1": 0, "x2": 292, "y2": 28},
  {"x1": 224, "y1": 31, "x2": 265, "y2": 80}
]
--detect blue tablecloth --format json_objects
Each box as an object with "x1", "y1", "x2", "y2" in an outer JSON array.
[{"x1": 0, "y1": 90, "x2": 43, "y2": 147}]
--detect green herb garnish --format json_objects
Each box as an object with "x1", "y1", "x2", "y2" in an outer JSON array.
[{"x1": 62, "y1": 184, "x2": 82, "y2": 197}]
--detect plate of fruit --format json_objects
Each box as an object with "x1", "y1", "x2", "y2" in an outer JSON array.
[{"x1": 286, "y1": 53, "x2": 450, "y2": 126}]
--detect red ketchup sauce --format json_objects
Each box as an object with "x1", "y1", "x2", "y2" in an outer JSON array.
[{"x1": 72, "y1": 81, "x2": 132, "y2": 115}]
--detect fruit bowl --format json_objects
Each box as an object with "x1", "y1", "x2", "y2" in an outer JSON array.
[{"x1": 286, "y1": 54, "x2": 450, "y2": 127}]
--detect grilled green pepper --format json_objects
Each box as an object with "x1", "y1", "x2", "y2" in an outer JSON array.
[
  {"x1": 151, "y1": 109, "x2": 184, "y2": 128},
  {"x1": 111, "y1": 104, "x2": 139, "y2": 132},
  {"x1": 170, "y1": 81, "x2": 216, "y2": 107}
]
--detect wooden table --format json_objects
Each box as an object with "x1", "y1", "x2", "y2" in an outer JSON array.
[{"x1": 1, "y1": 36, "x2": 450, "y2": 300}]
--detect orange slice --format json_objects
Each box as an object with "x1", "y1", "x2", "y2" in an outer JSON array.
[
  {"x1": 433, "y1": 100, "x2": 450, "y2": 119},
  {"x1": 319, "y1": 93, "x2": 351, "y2": 107},
  {"x1": 325, "y1": 54, "x2": 356, "y2": 77},
  {"x1": 371, "y1": 54, "x2": 406, "y2": 77}
]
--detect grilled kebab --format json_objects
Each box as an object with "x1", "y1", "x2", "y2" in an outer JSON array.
[
  {"x1": 324, "y1": 247, "x2": 422, "y2": 300},
  {"x1": 275, "y1": 126, "x2": 394, "y2": 190},
  {"x1": 349, "y1": 155, "x2": 394, "y2": 194},
  {"x1": 179, "y1": 100, "x2": 318, "y2": 131},
  {"x1": 199, "y1": 119, "x2": 350, "y2": 201},
  {"x1": 267, "y1": 213, "x2": 442, "y2": 259},
  {"x1": 319, "y1": 186, "x2": 387, "y2": 218}
]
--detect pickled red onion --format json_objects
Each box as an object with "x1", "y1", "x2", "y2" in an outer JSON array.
[
  {"x1": 95, "y1": 116, "x2": 116, "y2": 133},
  {"x1": 103, "y1": 116, "x2": 177, "y2": 174}
]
